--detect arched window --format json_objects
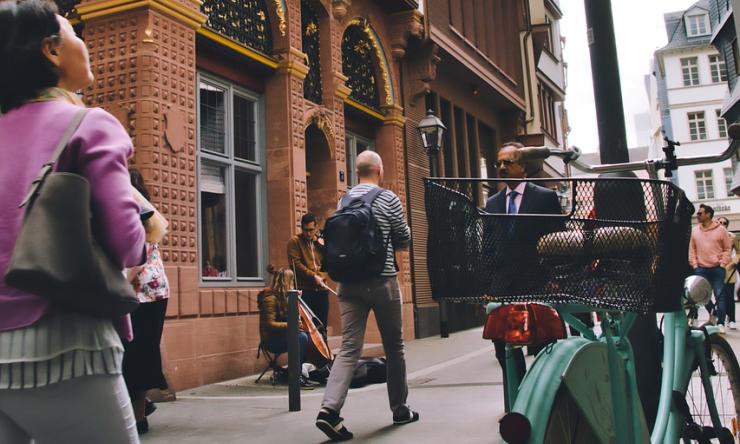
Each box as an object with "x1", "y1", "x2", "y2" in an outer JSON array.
[
  {"x1": 302, "y1": 0, "x2": 322, "y2": 104},
  {"x1": 201, "y1": 0, "x2": 273, "y2": 55},
  {"x1": 342, "y1": 24, "x2": 379, "y2": 109}
]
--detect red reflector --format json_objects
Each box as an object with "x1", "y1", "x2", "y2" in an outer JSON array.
[{"x1": 483, "y1": 303, "x2": 566, "y2": 346}]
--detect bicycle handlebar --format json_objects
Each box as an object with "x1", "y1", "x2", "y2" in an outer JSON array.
[{"x1": 526, "y1": 123, "x2": 740, "y2": 176}]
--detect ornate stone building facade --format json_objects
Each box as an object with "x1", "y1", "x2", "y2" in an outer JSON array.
[
  {"x1": 58, "y1": 0, "x2": 421, "y2": 390},
  {"x1": 57, "y1": 0, "x2": 563, "y2": 388}
]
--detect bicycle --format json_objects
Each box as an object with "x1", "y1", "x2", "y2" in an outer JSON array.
[{"x1": 424, "y1": 134, "x2": 740, "y2": 443}]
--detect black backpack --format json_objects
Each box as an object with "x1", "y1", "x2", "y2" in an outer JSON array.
[
  {"x1": 323, "y1": 187, "x2": 388, "y2": 283},
  {"x1": 350, "y1": 357, "x2": 387, "y2": 388}
]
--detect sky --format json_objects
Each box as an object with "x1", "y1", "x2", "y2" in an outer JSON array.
[{"x1": 559, "y1": 0, "x2": 700, "y2": 153}]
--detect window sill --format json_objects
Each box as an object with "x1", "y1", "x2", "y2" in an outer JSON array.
[{"x1": 201, "y1": 279, "x2": 266, "y2": 288}]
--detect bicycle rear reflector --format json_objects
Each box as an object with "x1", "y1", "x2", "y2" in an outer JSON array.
[{"x1": 482, "y1": 303, "x2": 566, "y2": 346}]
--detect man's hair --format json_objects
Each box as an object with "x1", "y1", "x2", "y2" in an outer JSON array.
[
  {"x1": 501, "y1": 141, "x2": 525, "y2": 149},
  {"x1": 700, "y1": 204, "x2": 715, "y2": 218},
  {"x1": 0, "y1": 0, "x2": 61, "y2": 113},
  {"x1": 301, "y1": 213, "x2": 316, "y2": 226}
]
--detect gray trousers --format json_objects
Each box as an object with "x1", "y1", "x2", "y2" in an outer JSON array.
[
  {"x1": 321, "y1": 276, "x2": 409, "y2": 415},
  {"x1": 0, "y1": 374, "x2": 139, "y2": 444}
]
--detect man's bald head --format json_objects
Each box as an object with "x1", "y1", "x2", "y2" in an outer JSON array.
[{"x1": 356, "y1": 150, "x2": 383, "y2": 181}]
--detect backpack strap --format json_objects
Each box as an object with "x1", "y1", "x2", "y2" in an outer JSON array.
[
  {"x1": 359, "y1": 186, "x2": 385, "y2": 205},
  {"x1": 339, "y1": 186, "x2": 385, "y2": 209}
]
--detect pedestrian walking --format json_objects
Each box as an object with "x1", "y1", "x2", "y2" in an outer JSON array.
[
  {"x1": 316, "y1": 150, "x2": 417, "y2": 441},
  {"x1": 0, "y1": 2, "x2": 145, "y2": 442},
  {"x1": 689, "y1": 204, "x2": 731, "y2": 326},
  {"x1": 123, "y1": 169, "x2": 171, "y2": 435},
  {"x1": 716, "y1": 217, "x2": 737, "y2": 331},
  {"x1": 288, "y1": 213, "x2": 330, "y2": 329}
]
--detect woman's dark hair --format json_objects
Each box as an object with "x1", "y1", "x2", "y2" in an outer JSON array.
[
  {"x1": 129, "y1": 168, "x2": 151, "y2": 201},
  {"x1": 0, "y1": 0, "x2": 61, "y2": 113}
]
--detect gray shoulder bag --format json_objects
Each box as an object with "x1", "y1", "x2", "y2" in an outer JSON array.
[{"x1": 4, "y1": 108, "x2": 140, "y2": 317}]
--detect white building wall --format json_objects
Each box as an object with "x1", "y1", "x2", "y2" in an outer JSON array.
[{"x1": 662, "y1": 45, "x2": 738, "y2": 220}]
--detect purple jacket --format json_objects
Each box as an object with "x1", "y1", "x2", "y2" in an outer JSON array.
[{"x1": 0, "y1": 100, "x2": 146, "y2": 332}]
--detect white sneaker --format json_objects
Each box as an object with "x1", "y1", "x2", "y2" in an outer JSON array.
[
  {"x1": 718, "y1": 324, "x2": 726, "y2": 334},
  {"x1": 729, "y1": 321, "x2": 737, "y2": 330}
]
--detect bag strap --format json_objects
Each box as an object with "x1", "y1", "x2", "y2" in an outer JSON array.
[
  {"x1": 360, "y1": 186, "x2": 385, "y2": 206},
  {"x1": 339, "y1": 186, "x2": 385, "y2": 209},
  {"x1": 19, "y1": 108, "x2": 89, "y2": 208}
]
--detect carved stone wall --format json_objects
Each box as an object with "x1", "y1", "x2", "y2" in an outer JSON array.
[{"x1": 74, "y1": 0, "x2": 420, "y2": 389}]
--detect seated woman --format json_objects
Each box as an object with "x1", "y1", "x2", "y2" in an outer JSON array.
[{"x1": 258, "y1": 266, "x2": 310, "y2": 381}]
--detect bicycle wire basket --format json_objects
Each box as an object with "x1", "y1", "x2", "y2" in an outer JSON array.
[{"x1": 424, "y1": 177, "x2": 694, "y2": 314}]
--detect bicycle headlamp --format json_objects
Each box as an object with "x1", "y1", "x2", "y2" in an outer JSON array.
[{"x1": 684, "y1": 275, "x2": 712, "y2": 306}]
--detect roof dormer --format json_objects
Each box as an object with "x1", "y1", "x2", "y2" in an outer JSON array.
[{"x1": 684, "y1": 6, "x2": 710, "y2": 37}]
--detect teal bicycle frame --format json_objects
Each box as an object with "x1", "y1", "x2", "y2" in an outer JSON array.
[{"x1": 492, "y1": 302, "x2": 725, "y2": 443}]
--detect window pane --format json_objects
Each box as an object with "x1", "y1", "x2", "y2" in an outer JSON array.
[
  {"x1": 717, "y1": 110, "x2": 728, "y2": 138},
  {"x1": 345, "y1": 136, "x2": 355, "y2": 186},
  {"x1": 689, "y1": 112, "x2": 706, "y2": 141},
  {"x1": 200, "y1": 82, "x2": 226, "y2": 154},
  {"x1": 682, "y1": 58, "x2": 699, "y2": 86},
  {"x1": 725, "y1": 167, "x2": 734, "y2": 197},
  {"x1": 695, "y1": 170, "x2": 714, "y2": 200},
  {"x1": 235, "y1": 169, "x2": 259, "y2": 278},
  {"x1": 200, "y1": 162, "x2": 228, "y2": 277},
  {"x1": 233, "y1": 94, "x2": 256, "y2": 162}
]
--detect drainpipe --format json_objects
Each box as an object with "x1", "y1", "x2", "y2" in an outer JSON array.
[{"x1": 522, "y1": 3, "x2": 535, "y2": 125}]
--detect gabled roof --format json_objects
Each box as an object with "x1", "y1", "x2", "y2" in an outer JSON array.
[{"x1": 658, "y1": 0, "x2": 712, "y2": 53}]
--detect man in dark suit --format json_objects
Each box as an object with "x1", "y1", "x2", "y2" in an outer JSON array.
[{"x1": 483, "y1": 141, "x2": 563, "y2": 408}]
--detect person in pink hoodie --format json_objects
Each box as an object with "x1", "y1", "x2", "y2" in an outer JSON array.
[{"x1": 688, "y1": 204, "x2": 732, "y2": 326}]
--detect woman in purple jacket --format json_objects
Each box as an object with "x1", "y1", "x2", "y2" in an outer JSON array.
[{"x1": 0, "y1": 1, "x2": 146, "y2": 443}]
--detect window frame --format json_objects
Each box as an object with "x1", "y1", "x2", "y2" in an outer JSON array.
[
  {"x1": 681, "y1": 57, "x2": 700, "y2": 86},
  {"x1": 688, "y1": 111, "x2": 707, "y2": 141},
  {"x1": 685, "y1": 14, "x2": 710, "y2": 37},
  {"x1": 725, "y1": 166, "x2": 735, "y2": 197},
  {"x1": 717, "y1": 109, "x2": 728, "y2": 139},
  {"x1": 695, "y1": 169, "x2": 715, "y2": 200},
  {"x1": 709, "y1": 54, "x2": 728, "y2": 83},
  {"x1": 345, "y1": 132, "x2": 376, "y2": 187},
  {"x1": 196, "y1": 72, "x2": 268, "y2": 286}
]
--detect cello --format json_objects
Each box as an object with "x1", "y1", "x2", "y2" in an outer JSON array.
[{"x1": 298, "y1": 294, "x2": 332, "y2": 368}]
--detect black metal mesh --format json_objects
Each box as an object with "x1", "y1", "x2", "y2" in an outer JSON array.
[
  {"x1": 301, "y1": 0, "x2": 322, "y2": 104},
  {"x1": 424, "y1": 178, "x2": 694, "y2": 313},
  {"x1": 201, "y1": 0, "x2": 273, "y2": 56},
  {"x1": 341, "y1": 24, "x2": 380, "y2": 109}
]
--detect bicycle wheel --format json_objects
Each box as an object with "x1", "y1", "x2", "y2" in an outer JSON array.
[
  {"x1": 543, "y1": 385, "x2": 601, "y2": 444},
  {"x1": 684, "y1": 334, "x2": 740, "y2": 443}
]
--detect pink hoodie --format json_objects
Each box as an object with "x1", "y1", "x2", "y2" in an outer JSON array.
[{"x1": 689, "y1": 221, "x2": 731, "y2": 268}]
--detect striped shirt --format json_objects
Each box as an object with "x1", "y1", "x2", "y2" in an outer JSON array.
[
  {"x1": 341, "y1": 184, "x2": 411, "y2": 276},
  {"x1": 0, "y1": 312, "x2": 123, "y2": 389}
]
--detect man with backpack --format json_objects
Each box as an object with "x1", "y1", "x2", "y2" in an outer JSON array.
[{"x1": 315, "y1": 150, "x2": 417, "y2": 441}]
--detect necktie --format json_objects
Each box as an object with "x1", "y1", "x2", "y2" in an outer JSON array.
[
  {"x1": 507, "y1": 190, "x2": 518, "y2": 214},
  {"x1": 507, "y1": 190, "x2": 518, "y2": 236}
]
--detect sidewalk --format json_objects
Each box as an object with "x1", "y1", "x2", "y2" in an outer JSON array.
[
  {"x1": 141, "y1": 326, "x2": 508, "y2": 443},
  {"x1": 140, "y1": 312, "x2": 740, "y2": 444}
]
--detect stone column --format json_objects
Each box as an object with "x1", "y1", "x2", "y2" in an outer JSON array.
[
  {"x1": 77, "y1": 0, "x2": 206, "y2": 317},
  {"x1": 265, "y1": 46, "x2": 310, "y2": 266}
]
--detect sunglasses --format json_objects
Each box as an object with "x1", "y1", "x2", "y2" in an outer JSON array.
[
  {"x1": 720, "y1": 220, "x2": 729, "y2": 226},
  {"x1": 496, "y1": 159, "x2": 517, "y2": 167}
]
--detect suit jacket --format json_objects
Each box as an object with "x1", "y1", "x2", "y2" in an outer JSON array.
[{"x1": 483, "y1": 182, "x2": 563, "y2": 295}]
